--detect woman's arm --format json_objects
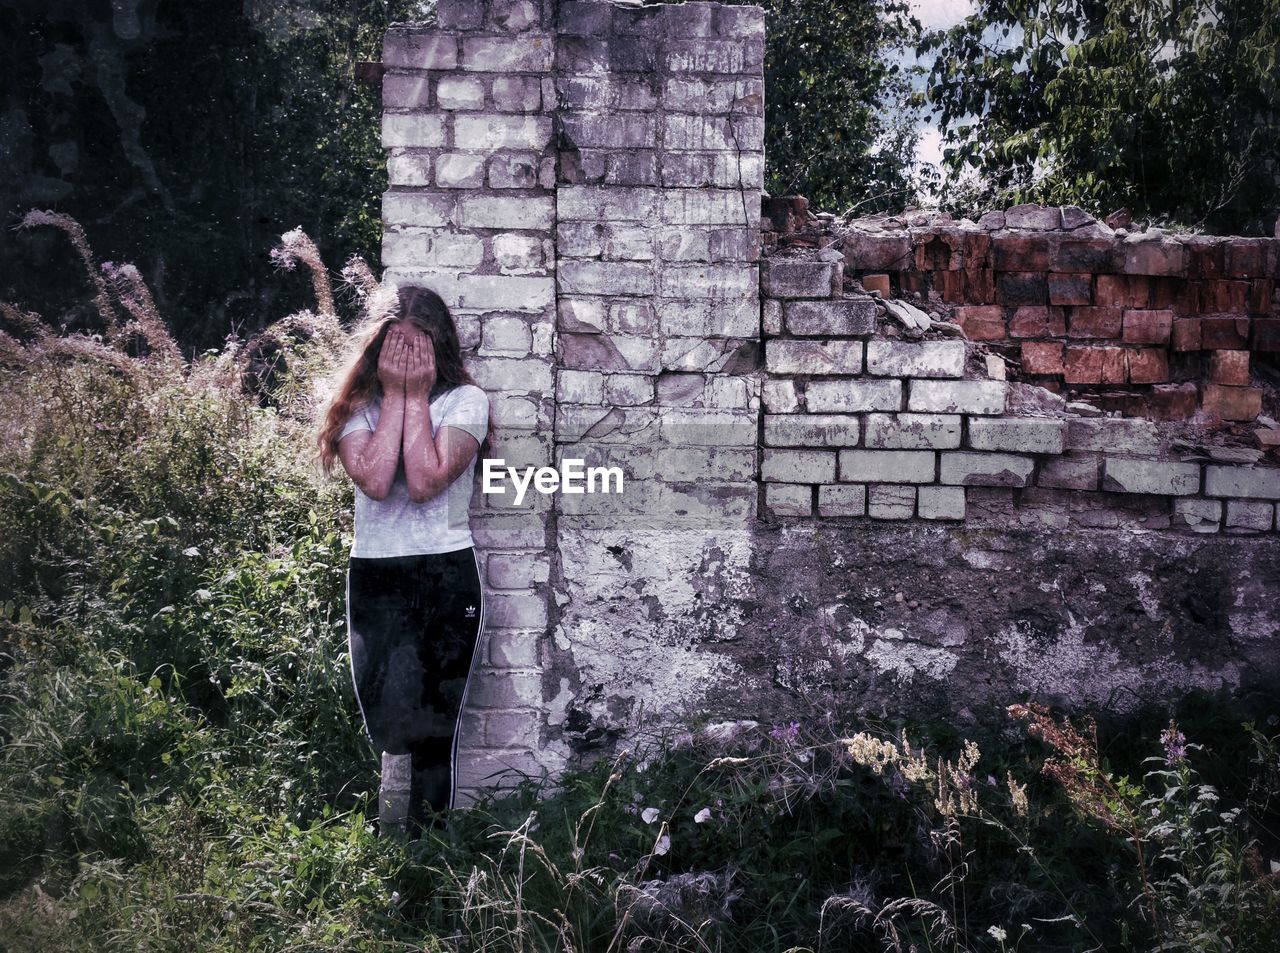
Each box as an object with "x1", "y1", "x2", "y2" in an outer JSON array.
[
  {"x1": 337, "y1": 328, "x2": 408, "y2": 501},
  {"x1": 401, "y1": 334, "x2": 480, "y2": 504}
]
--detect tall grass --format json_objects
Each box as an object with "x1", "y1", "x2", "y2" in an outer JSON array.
[{"x1": 0, "y1": 214, "x2": 1277, "y2": 952}]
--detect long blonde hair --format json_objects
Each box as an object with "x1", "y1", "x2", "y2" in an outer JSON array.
[{"x1": 314, "y1": 285, "x2": 491, "y2": 479}]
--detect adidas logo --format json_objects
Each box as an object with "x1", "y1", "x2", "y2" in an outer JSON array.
[{"x1": 465, "y1": 605, "x2": 477, "y2": 618}]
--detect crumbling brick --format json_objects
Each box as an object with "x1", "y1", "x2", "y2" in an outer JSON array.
[
  {"x1": 1209, "y1": 350, "x2": 1249, "y2": 386},
  {"x1": 784, "y1": 299, "x2": 878, "y2": 336},
  {"x1": 1172, "y1": 498, "x2": 1221, "y2": 531},
  {"x1": 1121, "y1": 309, "x2": 1173, "y2": 345},
  {"x1": 954, "y1": 305, "x2": 1005, "y2": 341},
  {"x1": 864, "y1": 413, "x2": 961, "y2": 449},
  {"x1": 865, "y1": 340, "x2": 967, "y2": 378},
  {"x1": 1096, "y1": 275, "x2": 1150, "y2": 309},
  {"x1": 1048, "y1": 273, "x2": 1092, "y2": 306},
  {"x1": 867, "y1": 484, "x2": 915, "y2": 519},
  {"x1": 991, "y1": 234, "x2": 1049, "y2": 271},
  {"x1": 908, "y1": 380, "x2": 1007, "y2": 415},
  {"x1": 761, "y1": 449, "x2": 836, "y2": 483},
  {"x1": 1200, "y1": 316, "x2": 1250, "y2": 350},
  {"x1": 1205, "y1": 465, "x2": 1280, "y2": 499},
  {"x1": 1126, "y1": 348, "x2": 1169, "y2": 384},
  {"x1": 917, "y1": 485, "x2": 966, "y2": 520},
  {"x1": 806, "y1": 380, "x2": 902, "y2": 413},
  {"x1": 1009, "y1": 306, "x2": 1067, "y2": 338},
  {"x1": 1225, "y1": 239, "x2": 1271, "y2": 279},
  {"x1": 1147, "y1": 383, "x2": 1199, "y2": 420},
  {"x1": 1102, "y1": 458, "x2": 1200, "y2": 496},
  {"x1": 817, "y1": 483, "x2": 866, "y2": 516},
  {"x1": 1067, "y1": 307, "x2": 1123, "y2": 338},
  {"x1": 1020, "y1": 341, "x2": 1065, "y2": 375},
  {"x1": 765, "y1": 483, "x2": 812, "y2": 516},
  {"x1": 1039, "y1": 454, "x2": 1100, "y2": 490},
  {"x1": 1252, "y1": 319, "x2": 1280, "y2": 352},
  {"x1": 939, "y1": 452, "x2": 1035, "y2": 487},
  {"x1": 1225, "y1": 500, "x2": 1275, "y2": 532},
  {"x1": 1052, "y1": 239, "x2": 1113, "y2": 272},
  {"x1": 997, "y1": 271, "x2": 1049, "y2": 306},
  {"x1": 968, "y1": 417, "x2": 1067, "y2": 455},
  {"x1": 1171, "y1": 318, "x2": 1202, "y2": 351},
  {"x1": 1063, "y1": 346, "x2": 1126, "y2": 384},
  {"x1": 861, "y1": 273, "x2": 891, "y2": 296},
  {"x1": 1201, "y1": 383, "x2": 1262, "y2": 420},
  {"x1": 839, "y1": 449, "x2": 936, "y2": 484}
]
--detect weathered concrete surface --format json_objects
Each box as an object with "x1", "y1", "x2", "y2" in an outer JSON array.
[
  {"x1": 548, "y1": 528, "x2": 757, "y2": 754},
  {"x1": 703, "y1": 523, "x2": 1280, "y2": 721},
  {"x1": 536, "y1": 518, "x2": 1280, "y2": 766}
]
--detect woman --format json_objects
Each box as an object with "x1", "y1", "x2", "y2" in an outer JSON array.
[{"x1": 316, "y1": 284, "x2": 490, "y2": 838}]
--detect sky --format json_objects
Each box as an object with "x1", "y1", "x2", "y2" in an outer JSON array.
[
  {"x1": 908, "y1": 0, "x2": 977, "y2": 169},
  {"x1": 911, "y1": 0, "x2": 975, "y2": 30}
]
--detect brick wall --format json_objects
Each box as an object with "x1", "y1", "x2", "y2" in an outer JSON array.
[
  {"x1": 381, "y1": 0, "x2": 560, "y2": 802},
  {"x1": 758, "y1": 246, "x2": 1280, "y2": 534},
  {"x1": 380, "y1": 0, "x2": 766, "y2": 804},
  {"x1": 828, "y1": 205, "x2": 1280, "y2": 421},
  {"x1": 379, "y1": 1, "x2": 1280, "y2": 805}
]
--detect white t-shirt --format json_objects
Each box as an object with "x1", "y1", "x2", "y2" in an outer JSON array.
[{"x1": 338, "y1": 383, "x2": 489, "y2": 557}]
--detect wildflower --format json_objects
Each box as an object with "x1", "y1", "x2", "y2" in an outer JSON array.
[
  {"x1": 268, "y1": 246, "x2": 296, "y2": 271},
  {"x1": 21, "y1": 209, "x2": 118, "y2": 329},
  {"x1": 694, "y1": 807, "x2": 711, "y2": 823},
  {"x1": 1008, "y1": 702, "x2": 1134, "y2": 829},
  {"x1": 935, "y1": 740, "x2": 981, "y2": 817},
  {"x1": 641, "y1": 806, "x2": 660, "y2": 824},
  {"x1": 1006, "y1": 771, "x2": 1029, "y2": 817},
  {"x1": 844, "y1": 731, "x2": 900, "y2": 775},
  {"x1": 269, "y1": 227, "x2": 336, "y2": 316},
  {"x1": 1160, "y1": 721, "x2": 1187, "y2": 766},
  {"x1": 987, "y1": 925, "x2": 1007, "y2": 942},
  {"x1": 653, "y1": 833, "x2": 670, "y2": 856},
  {"x1": 769, "y1": 721, "x2": 801, "y2": 742},
  {"x1": 341, "y1": 254, "x2": 379, "y2": 298},
  {"x1": 986, "y1": 773, "x2": 997, "y2": 786},
  {"x1": 897, "y1": 729, "x2": 932, "y2": 783},
  {"x1": 390, "y1": 891, "x2": 400, "y2": 904}
]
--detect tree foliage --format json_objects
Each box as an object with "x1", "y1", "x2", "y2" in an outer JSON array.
[
  {"x1": 743, "y1": 0, "x2": 926, "y2": 213},
  {"x1": 923, "y1": 0, "x2": 1280, "y2": 234},
  {"x1": 0, "y1": 0, "x2": 424, "y2": 350}
]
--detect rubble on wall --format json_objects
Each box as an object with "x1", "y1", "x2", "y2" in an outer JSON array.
[
  {"x1": 764, "y1": 197, "x2": 1280, "y2": 439},
  {"x1": 759, "y1": 238, "x2": 1280, "y2": 533}
]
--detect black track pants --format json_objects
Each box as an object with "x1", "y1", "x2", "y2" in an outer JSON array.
[{"x1": 345, "y1": 547, "x2": 485, "y2": 813}]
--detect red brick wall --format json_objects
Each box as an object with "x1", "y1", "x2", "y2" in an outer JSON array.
[{"x1": 832, "y1": 205, "x2": 1279, "y2": 421}]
